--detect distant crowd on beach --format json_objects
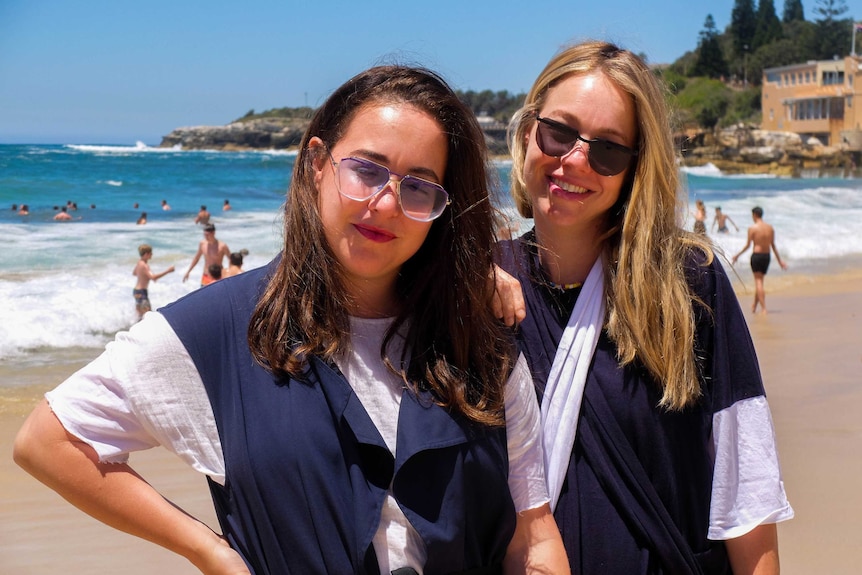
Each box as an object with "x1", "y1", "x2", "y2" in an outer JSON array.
[
  {"x1": 11, "y1": 200, "x2": 94, "y2": 220},
  {"x1": 9, "y1": 196, "x2": 246, "y2": 320},
  {"x1": 692, "y1": 199, "x2": 788, "y2": 314},
  {"x1": 11, "y1": 197, "x2": 233, "y2": 225},
  {"x1": 133, "y1": 198, "x2": 232, "y2": 226},
  {"x1": 131, "y1": 204, "x2": 248, "y2": 320},
  {"x1": 691, "y1": 200, "x2": 739, "y2": 236}
]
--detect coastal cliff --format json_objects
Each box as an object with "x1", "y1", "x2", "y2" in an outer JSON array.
[
  {"x1": 681, "y1": 125, "x2": 859, "y2": 177},
  {"x1": 159, "y1": 118, "x2": 307, "y2": 151},
  {"x1": 159, "y1": 118, "x2": 512, "y2": 155},
  {"x1": 160, "y1": 121, "x2": 857, "y2": 177}
]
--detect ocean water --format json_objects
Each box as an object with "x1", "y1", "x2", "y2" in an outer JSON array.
[{"x1": 2, "y1": 144, "x2": 861, "y2": 382}]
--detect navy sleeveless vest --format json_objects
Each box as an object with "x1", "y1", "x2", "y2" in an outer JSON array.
[{"x1": 160, "y1": 262, "x2": 516, "y2": 574}]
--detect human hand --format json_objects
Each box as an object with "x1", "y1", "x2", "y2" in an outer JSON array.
[
  {"x1": 731, "y1": 255, "x2": 738, "y2": 265},
  {"x1": 490, "y1": 265, "x2": 525, "y2": 327},
  {"x1": 167, "y1": 266, "x2": 176, "y2": 273},
  {"x1": 182, "y1": 272, "x2": 189, "y2": 283},
  {"x1": 780, "y1": 261, "x2": 788, "y2": 271}
]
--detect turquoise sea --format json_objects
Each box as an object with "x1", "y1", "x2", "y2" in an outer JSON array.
[{"x1": 2, "y1": 143, "x2": 862, "y2": 382}]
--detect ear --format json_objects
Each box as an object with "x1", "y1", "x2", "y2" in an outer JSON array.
[{"x1": 308, "y1": 136, "x2": 327, "y2": 188}]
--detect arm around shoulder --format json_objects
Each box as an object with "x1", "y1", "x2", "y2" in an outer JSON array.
[{"x1": 503, "y1": 503, "x2": 570, "y2": 574}]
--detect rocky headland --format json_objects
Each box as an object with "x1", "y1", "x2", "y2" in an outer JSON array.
[
  {"x1": 159, "y1": 118, "x2": 308, "y2": 152},
  {"x1": 159, "y1": 117, "x2": 512, "y2": 156},
  {"x1": 159, "y1": 120, "x2": 860, "y2": 177},
  {"x1": 681, "y1": 125, "x2": 859, "y2": 178}
]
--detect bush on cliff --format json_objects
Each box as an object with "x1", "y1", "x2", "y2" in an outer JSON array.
[{"x1": 674, "y1": 77, "x2": 732, "y2": 130}]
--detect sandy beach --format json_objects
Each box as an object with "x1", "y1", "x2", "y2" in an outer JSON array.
[{"x1": 2, "y1": 266, "x2": 861, "y2": 574}]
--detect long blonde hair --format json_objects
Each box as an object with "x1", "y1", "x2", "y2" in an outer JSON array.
[{"x1": 509, "y1": 41, "x2": 713, "y2": 410}]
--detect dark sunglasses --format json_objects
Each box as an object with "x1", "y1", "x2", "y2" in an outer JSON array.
[{"x1": 534, "y1": 115, "x2": 638, "y2": 177}]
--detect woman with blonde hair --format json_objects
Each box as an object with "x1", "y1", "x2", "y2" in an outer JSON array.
[{"x1": 498, "y1": 40, "x2": 793, "y2": 574}]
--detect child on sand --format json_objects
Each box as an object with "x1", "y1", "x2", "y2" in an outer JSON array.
[{"x1": 132, "y1": 244, "x2": 175, "y2": 319}]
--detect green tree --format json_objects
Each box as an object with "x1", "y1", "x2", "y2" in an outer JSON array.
[
  {"x1": 674, "y1": 77, "x2": 732, "y2": 129},
  {"x1": 747, "y1": 38, "x2": 809, "y2": 86},
  {"x1": 693, "y1": 14, "x2": 729, "y2": 78},
  {"x1": 731, "y1": 0, "x2": 757, "y2": 56},
  {"x1": 456, "y1": 89, "x2": 524, "y2": 121},
  {"x1": 813, "y1": 0, "x2": 851, "y2": 58},
  {"x1": 656, "y1": 67, "x2": 688, "y2": 94},
  {"x1": 783, "y1": 0, "x2": 806, "y2": 22},
  {"x1": 722, "y1": 87, "x2": 763, "y2": 126},
  {"x1": 754, "y1": 0, "x2": 784, "y2": 49},
  {"x1": 813, "y1": 0, "x2": 848, "y2": 19}
]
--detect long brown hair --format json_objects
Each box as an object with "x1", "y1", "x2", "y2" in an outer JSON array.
[
  {"x1": 249, "y1": 66, "x2": 512, "y2": 425},
  {"x1": 509, "y1": 41, "x2": 713, "y2": 410}
]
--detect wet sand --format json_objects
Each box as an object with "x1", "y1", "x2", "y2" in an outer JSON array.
[{"x1": 1, "y1": 269, "x2": 860, "y2": 574}]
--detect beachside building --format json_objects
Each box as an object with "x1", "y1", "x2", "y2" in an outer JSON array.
[{"x1": 761, "y1": 55, "x2": 862, "y2": 149}]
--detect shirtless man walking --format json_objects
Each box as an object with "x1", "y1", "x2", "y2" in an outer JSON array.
[
  {"x1": 183, "y1": 223, "x2": 230, "y2": 286},
  {"x1": 732, "y1": 206, "x2": 787, "y2": 314},
  {"x1": 132, "y1": 244, "x2": 175, "y2": 319}
]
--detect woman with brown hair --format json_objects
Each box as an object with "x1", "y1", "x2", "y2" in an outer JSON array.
[{"x1": 15, "y1": 65, "x2": 567, "y2": 574}]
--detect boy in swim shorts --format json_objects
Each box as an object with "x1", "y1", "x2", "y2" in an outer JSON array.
[{"x1": 132, "y1": 244, "x2": 175, "y2": 319}]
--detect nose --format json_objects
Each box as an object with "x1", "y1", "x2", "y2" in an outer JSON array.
[
  {"x1": 367, "y1": 178, "x2": 401, "y2": 214},
  {"x1": 560, "y1": 139, "x2": 591, "y2": 170}
]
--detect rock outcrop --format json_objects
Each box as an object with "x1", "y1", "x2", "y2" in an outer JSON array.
[
  {"x1": 682, "y1": 125, "x2": 857, "y2": 177},
  {"x1": 159, "y1": 118, "x2": 307, "y2": 151},
  {"x1": 159, "y1": 117, "x2": 511, "y2": 155}
]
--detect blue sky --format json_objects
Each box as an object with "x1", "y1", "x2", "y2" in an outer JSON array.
[{"x1": 2, "y1": 0, "x2": 861, "y2": 144}]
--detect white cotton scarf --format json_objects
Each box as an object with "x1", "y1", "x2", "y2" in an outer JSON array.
[{"x1": 541, "y1": 258, "x2": 606, "y2": 511}]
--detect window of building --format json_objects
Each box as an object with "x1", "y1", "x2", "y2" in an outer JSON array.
[
  {"x1": 823, "y1": 71, "x2": 846, "y2": 85},
  {"x1": 805, "y1": 71, "x2": 811, "y2": 83}
]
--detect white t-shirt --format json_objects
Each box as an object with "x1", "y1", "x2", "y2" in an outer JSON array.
[{"x1": 47, "y1": 311, "x2": 548, "y2": 575}]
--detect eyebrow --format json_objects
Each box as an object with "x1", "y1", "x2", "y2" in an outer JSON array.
[{"x1": 350, "y1": 149, "x2": 442, "y2": 183}]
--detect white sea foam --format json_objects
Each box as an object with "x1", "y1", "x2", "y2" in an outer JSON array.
[
  {"x1": 64, "y1": 142, "x2": 179, "y2": 154},
  {"x1": 681, "y1": 162, "x2": 724, "y2": 177},
  {"x1": 681, "y1": 162, "x2": 777, "y2": 179},
  {"x1": 0, "y1": 208, "x2": 283, "y2": 362},
  {"x1": 692, "y1": 185, "x2": 862, "y2": 262}
]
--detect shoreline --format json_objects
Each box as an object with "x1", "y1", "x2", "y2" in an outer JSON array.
[{"x1": 1, "y1": 266, "x2": 861, "y2": 573}]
